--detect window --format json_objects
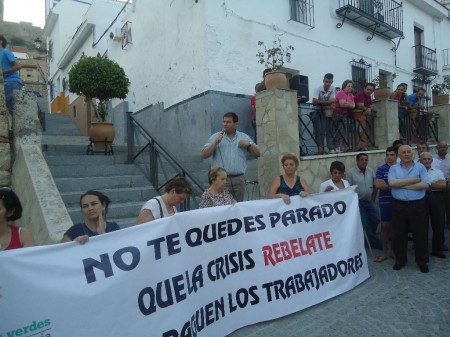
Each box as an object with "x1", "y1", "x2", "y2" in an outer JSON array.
[
  {"x1": 290, "y1": 0, "x2": 315, "y2": 28},
  {"x1": 26, "y1": 69, "x2": 33, "y2": 78},
  {"x1": 121, "y1": 21, "x2": 132, "y2": 49},
  {"x1": 351, "y1": 58, "x2": 372, "y2": 93}
]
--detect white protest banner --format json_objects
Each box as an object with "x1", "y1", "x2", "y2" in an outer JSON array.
[{"x1": 0, "y1": 187, "x2": 369, "y2": 337}]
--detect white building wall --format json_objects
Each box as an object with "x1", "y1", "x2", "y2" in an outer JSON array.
[
  {"x1": 108, "y1": 0, "x2": 209, "y2": 111},
  {"x1": 44, "y1": 1, "x2": 91, "y2": 94},
  {"x1": 45, "y1": 0, "x2": 128, "y2": 105},
  {"x1": 202, "y1": 0, "x2": 448, "y2": 96},
  {"x1": 46, "y1": 0, "x2": 450, "y2": 111}
]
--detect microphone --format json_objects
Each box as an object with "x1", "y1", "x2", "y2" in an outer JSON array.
[{"x1": 221, "y1": 128, "x2": 227, "y2": 135}]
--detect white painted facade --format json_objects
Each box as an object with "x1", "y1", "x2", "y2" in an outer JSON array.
[
  {"x1": 44, "y1": 0, "x2": 126, "y2": 107},
  {"x1": 46, "y1": 0, "x2": 450, "y2": 112}
]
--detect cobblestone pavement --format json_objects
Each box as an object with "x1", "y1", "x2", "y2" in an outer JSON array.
[{"x1": 229, "y1": 231, "x2": 450, "y2": 337}]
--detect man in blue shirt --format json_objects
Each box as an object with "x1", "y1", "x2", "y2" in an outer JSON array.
[
  {"x1": 202, "y1": 112, "x2": 260, "y2": 202},
  {"x1": 388, "y1": 145, "x2": 430, "y2": 273},
  {"x1": 406, "y1": 87, "x2": 426, "y2": 110},
  {"x1": 374, "y1": 146, "x2": 397, "y2": 262},
  {"x1": 0, "y1": 35, "x2": 22, "y2": 114}
]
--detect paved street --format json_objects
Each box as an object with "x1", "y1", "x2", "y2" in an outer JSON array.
[{"x1": 229, "y1": 231, "x2": 450, "y2": 337}]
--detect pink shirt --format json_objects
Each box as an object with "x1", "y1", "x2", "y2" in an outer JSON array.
[{"x1": 334, "y1": 90, "x2": 354, "y2": 115}]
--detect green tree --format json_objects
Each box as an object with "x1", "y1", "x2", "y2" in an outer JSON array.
[{"x1": 68, "y1": 55, "x2": 130, "y2": 121}]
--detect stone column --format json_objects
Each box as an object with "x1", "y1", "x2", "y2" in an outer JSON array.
[
  {"x1": 255, "y1": 89, "x2": 299, "y2": 196},
  {"x1": 372, "y1": 99, "x2": 399, "y2": 150},
  {"x1": 0, "y1": 83, "x2": 11, "y2": 186},
  {"x1": 430, "y1": 104, "x2": 450, "y2": 142},
  {"x1": 12, "y1": 91, "x2": 42, "y2": 154}
]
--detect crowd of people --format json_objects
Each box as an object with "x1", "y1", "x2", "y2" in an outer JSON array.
[
  {"x1": 305, "y1": 73, "x2": 429, "y2": 154},
  {"x1": 2, "y1": 112, "x2": 448, "y2": 275}
]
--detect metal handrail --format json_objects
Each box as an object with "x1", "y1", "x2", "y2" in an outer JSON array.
[{"x1": 126, "y1": 112, "x2": 205, "y2": 211}]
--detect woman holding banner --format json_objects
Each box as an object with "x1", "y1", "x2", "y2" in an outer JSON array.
[
  {"x1": 267, "y1": 154, "x2": 313, "y2": 204},
  {"x1": 199, "y1": 167, "x2": 236, "y2": 208},
  {"x1": 0, "y1": 187, "x2": 36, "y2": 251},
  {"x1": 319, "y1": 161, "x2": 350, "y2": 192},
  {"x1": 61, "y1": 190, "x2": 120, "y2": 244},
  {"x1": 136, "y1": 176, "x2": 193, "y2": 224}
]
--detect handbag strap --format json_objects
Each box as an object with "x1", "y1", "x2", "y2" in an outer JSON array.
[{"x1": 151, "y1": 197, "x2": 164, "y2": 218}]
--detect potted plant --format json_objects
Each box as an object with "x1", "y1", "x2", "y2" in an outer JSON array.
[
  {"x1": 372, "y1": 72, "x2": 397, "y2": 100},
  {"x1": 431, "y1": 79, "x2": 450, "y2": 105},
  {"x1": 68, "y1": 54, "x2": 130, "y2": 148},
  {"x1": 256, "y1": 38, "x2": 294, "y2": 89}
]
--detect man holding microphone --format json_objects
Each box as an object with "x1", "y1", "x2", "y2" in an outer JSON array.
[{"x1": 202, "y1": 112, "x2": 260, "y2": 202}]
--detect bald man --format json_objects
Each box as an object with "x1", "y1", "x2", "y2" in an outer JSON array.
[{"x1": 388, "y1": 145, "x2": 430, "y2": 273}]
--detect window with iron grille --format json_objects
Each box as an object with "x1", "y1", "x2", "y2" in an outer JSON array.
[
  {"x1": 121, "y1": 21, "x2": 132, "y2": 49},
  {"x1": 290, "y1": 0, "x2": 315, "y2": 28},
  {"x1": 351, "y1": 59, "x2": 372, "y2": 93}
]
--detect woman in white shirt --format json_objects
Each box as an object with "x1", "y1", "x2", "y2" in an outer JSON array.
[
  {"x1": 319, "y1": 161, "x2": 350, "y2": 193},
  {"x1": 136, "y1": 177, "x2": 193, "y2": 224}
]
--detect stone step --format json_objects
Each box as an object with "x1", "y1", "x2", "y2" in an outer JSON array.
[
  {"x1": 60, "y1": 186, "x2": 156, "y2": 208},
  {"x1": 44, "y1": 153, "x2": 129, "y2": 166},
  {"x1": 48, "y1": 162, "x2": 145, "y2": 178},
  {"x1": 112, "y1": 217, "x2": 138, "y2": 229},
  {"x1": 43, "y1": 114, "x2": 82, "y2": 136},
  {"x1": 42, "y1": 140, "x2": 128, "y2": 157},
  {"x1": 54, "y1": 174, "x2": 150, "y2": 193}
]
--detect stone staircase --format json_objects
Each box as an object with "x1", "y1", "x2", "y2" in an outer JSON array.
[{"x1": 42, "y1": 113, "x2": 156, "y2": 229}]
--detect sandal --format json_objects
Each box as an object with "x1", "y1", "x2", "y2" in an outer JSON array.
[{"x1": 374, "y1": 255, "x2": 388, "y2": 263}]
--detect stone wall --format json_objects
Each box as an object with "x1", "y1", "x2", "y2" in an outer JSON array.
[
  {"x1": 2, "y1": 90, "x2": 72, "y2": 245},
  {"x1": 0, "y1": 83, "x2": 11, "y2": 185},
  {"x1": 255, "y1": 89, "x2": 300, "y2": 194}
]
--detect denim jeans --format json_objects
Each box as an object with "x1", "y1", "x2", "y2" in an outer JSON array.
[{"x1": 4, "y1": 81, "x2": 23, "y2": 113}]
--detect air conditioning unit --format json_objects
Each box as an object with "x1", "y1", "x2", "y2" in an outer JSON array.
[{"x1": 113, "y1": 28, "x2": 122, "y2": 41}]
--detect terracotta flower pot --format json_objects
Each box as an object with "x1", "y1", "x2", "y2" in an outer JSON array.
[
  {"x1": 324, "y1": 108, "x2": 334, "y2": 117},
  {"x1": 409, "y1": 109, "x2": 418, "y2": 120},
  {"x1": 373, "y1": 87, "x2": 391, "y2": 100},
  {"x1": 352, "y1": 109, "x2": 363, "y2": 120},
  {"x1": 264, "y1": 71, "x2": 289, "y2": 90},
  {"x1": 88, "y1": 122, "x2": 116, "y2": 149},
  {"x1": 433, "y1": 94, "x2": 449, "y2": 105}
]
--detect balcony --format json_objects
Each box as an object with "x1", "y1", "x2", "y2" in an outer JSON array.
[
  {"x1": 336, "y1": 0, "x2": 403, "y2": 41},
  {"x1": 413, "y1": 45, "x2": 438, "y2": 76}
]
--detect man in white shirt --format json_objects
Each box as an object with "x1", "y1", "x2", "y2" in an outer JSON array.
[
  {"x1": 432, "y1": 141, "x2": 450, "y2": 249},
  {"x1": 420, "y1": 152, "x2": 447, "y2": 258}
]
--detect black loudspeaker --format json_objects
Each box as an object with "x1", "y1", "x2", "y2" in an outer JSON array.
[{"x1": 290, "y1": 75, "x2": 309, "y2": 103}]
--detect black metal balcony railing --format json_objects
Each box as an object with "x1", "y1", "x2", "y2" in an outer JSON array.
[
  {"x1": 443, "y1": 48, "x2": 450, "y2": 68},
  {"x1": 399, "y1": 112, "x2": 439, "y2": 144},
  {"x1": 336, "y1": 0, "x2": 403, "y2": 41},
  {"x1": 298, "y1": 103, "x2": 376, "y2": 156},
  {"x1": 413, "y1": 45, "x2": 438, "y2": 76}
]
